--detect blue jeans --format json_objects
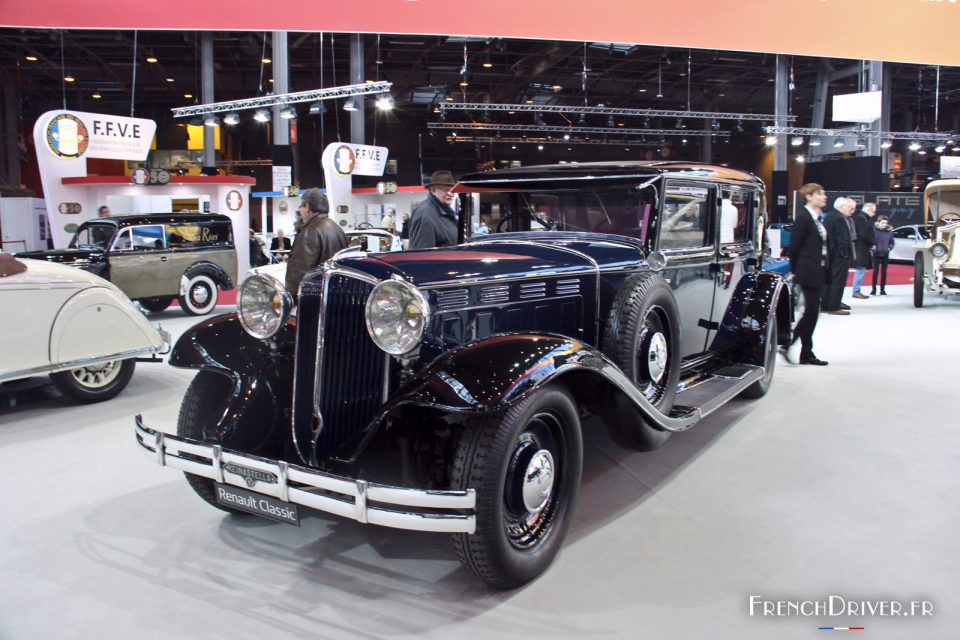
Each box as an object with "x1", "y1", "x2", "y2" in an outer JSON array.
[{"x1": 852, "y1": 267, "x2": 866, "y2": 294}]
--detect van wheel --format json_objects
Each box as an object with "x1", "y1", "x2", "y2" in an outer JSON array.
[
  {"x1": 913, "y1": 256, "x2": 925, "y2": 308},
  {"x1": 177, "y1": 371, "x2": 244, "y2": 514},
  {"x1": 601, "y1": 273, "x2": 680, "y2": 451},
  {"x1": 452, "y1": 385, "x2": 582, "y2": 590},
  {"x1": 140, "y1": 296, "x2": 174, "y2": 313},
  {"x1": 50, "y1": 359, "x2": 136, "y2": 403},
  {"x1": 180, "y1": 274, "x2": 219, "y2": 315}
]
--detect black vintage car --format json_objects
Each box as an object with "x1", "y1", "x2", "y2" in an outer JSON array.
[
  {"x1": 135, "y1": 162, "x2": 790, "y2": 588},
  {"x1": 18, "y1": 213, "x2": 237, "y2": 315}
]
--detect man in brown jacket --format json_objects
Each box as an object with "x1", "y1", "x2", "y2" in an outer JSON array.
[{"x1": 285, "y1": 188, "x2": 347, "y2": 296}]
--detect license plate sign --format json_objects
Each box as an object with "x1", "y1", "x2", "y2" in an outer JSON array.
[{"x1": 215, "y1": 483, "x2": 300, "y2": 526}]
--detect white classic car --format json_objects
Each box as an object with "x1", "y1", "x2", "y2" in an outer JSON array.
[{"x1": 0, "y1": 255, "x2": 169, "y2": 402}]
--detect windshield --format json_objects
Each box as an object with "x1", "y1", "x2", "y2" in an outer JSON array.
[
  {"x1": 468, "y1": 184, "x2": 657, "y2": 242},
  {"x1": 69, "y1": 223, "x2": 116, "y2": 250}
]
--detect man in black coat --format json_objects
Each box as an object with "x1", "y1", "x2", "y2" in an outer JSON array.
[
  {"x1": 783, "y1": 183, "x2": 830, "y2": 366},
  {"x1": 822, "y1": 197, "x2": 856, "y2": 315},
  {"x1": 851, "y1": 203, "x2": 876, "y2": 298},
  {"x1": 409, "y1": 170, "x2": 459, "y2": 249},
  {"x1": 285, "y1": 189, "x2": 348, "y2": 297}
]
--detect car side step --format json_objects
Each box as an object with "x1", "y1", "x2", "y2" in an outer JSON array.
[{"x1": 670, "y1": 364, "x2": 765, "y2": 419}]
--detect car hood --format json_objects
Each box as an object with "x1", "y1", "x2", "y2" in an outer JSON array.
[
  {"x1": 336, "y1": 241, "x2": 598, "y2": 288},
  {"x1": 1, "y1": 257, "x2": 112, "y2": 288},
  {"x1": 16, "y1": 248, "x2": 104, "y2": 264}
]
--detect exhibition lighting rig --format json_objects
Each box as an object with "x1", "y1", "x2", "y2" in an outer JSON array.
[
  {"x1": 170, "y1": 81, "x2": 392, "y2": 117},
  {"x1": 444, "y1": 136, "x2": 673, "y2": 147},
  {"x1": 428, "y1": 122, "x2": 726, "y2": 138},
  {"x1": 439, "y1": 102, "x2": 797, "y2": 122},
  {"x1": 764, "y1": 126, "x2": 956, "y2": 142}
]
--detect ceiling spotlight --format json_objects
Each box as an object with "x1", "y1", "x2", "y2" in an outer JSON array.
[
  {"x1": 375, "y1": 94, "x2": 395, "y2": 111},
  {"x1": 444, "y1": 95, "x2": 454, "y2": 102},
  {"x1": 551, "y1": 83, "x2": 562, "y2": 91},
  {"x1": 765, "y1": 135, "x2": 778, "y2": 146},
  {"x1": 880, "y1": 140, "x2": 893, "y2": 149},
  {"x1": 675, "y1": 118, "x2": 684, "y2": 129},
  {"x1": 459, "y1": 79, "x2": 469, "y2": 87},
  {"x1": 736, "y1": 119, "x2": 744, "y2": 133},
  {"x1": 796, "y1": 155, "x2": 805, "y2": 163},
  {"x1": 935, "y1": 145, "x2": 946, "y2": 153},
  {"x1": 482, "y1": 57, "x2": 493, "y2": 69},
  {"x1": 91, "y1": 91, "x2": 102, "y2": 99},
  {"x1": 833, "y1": 139, "x2": 845, "y2": 148},
  {"x1": 577, "y1": 113, "x2": 587, "y2": 126},
  {"x1": 165, "y1": 77, "x2": 175, "y2": 83},
  {"x1": 711, "y1": 119, "x2": 721, "y2": 131},
  {"x1": 643, "y1": 116, "x2": 652, "y2": 128},
  {"x1": 184, "y1": 93, "x2": 193, "y2": 99},
  {"x1": 908, "y1": 142, "x2": 922, "y2": 151},
  {"x1": 535, "y1": 112, "x2": 546, "y2": 126},
  {"x1": 947, "y1": 139, "x2": 955, "y2": 145},
  {"x1": 607, "y1": 115, "x2": 616, "y2": 127},
  {"x1": 203, "y1": 114, "x2": 220, "y2": 127},
  {"x1": 262, "y1": 57, "x2": 272, "y2": 64},
  {"x1": 146, "y1": 56, "x2": 158, "y2": 63},
  {"x1": 253, "y1": 109, "x2": 271, "y2": 123},
  {"x1": 791, "y1": 136, "x2": 804, "y2": 146},
  {"x1": 638, "y1": 88, "x2": 647, "y2": 93},
  {"x1": 537, "y1": 144, "x2": 544, "y2": 151},
  {"x1": 223, "y1": 112, "x2": 240, "y2": 125},
  {"x1": 343, "y1": 98, "x2": 358, "y2": 112},
  {"x1": 918, "y1": 149, "x2": 927, "y2": 155},
  {"x1": 308, "y1": 101, "x2": 327, "y2": 115},
  {"x1": 511, "y1": 145, "x2": 517, "y2": 150},
  {"x1": 280, "y1": 106, "x2": 297, "y2": 119},
  {"x1": 656, "y1": 91, "x2": 663, "y2": 99},
  {"x1": 809, "y1": 137, "x2": 822, "y2": 147},
  {"x1": 25, "y1": 55, "x2": 38, "y2": 62},
  {"x1": 64, "y1": 74, "x2": 75, "y2": 83},
  {"x1": 681, "y1": 138, "x2": 688, "y2": 145}
]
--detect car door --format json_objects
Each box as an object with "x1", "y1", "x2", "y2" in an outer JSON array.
[
  {"x1": 108, "y1": 224, "x2": 172, "y2": 299},
  {"x1": 658, "y1": 181, "x2": 717, "y2": 358},
  {"x1": 711, "y1": 185, "x2": 757, "y2": 346}
]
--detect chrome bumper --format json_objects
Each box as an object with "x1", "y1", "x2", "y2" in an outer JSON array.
[{"x1": 134, "y1": 415, "x2": 476, "y2": 534}]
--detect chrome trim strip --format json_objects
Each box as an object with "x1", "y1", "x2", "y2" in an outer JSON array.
[
  {"x1": 134, "y1": 415, "x2": 476, "y2": 534},
  {"x1": 0, "y1": 346, "x2": 159, "y2": 383},
  {"x1": 460, "y1": 173, "x2": 760, "y2": 189}
]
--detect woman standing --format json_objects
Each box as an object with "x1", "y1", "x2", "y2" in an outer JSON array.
[{"x1": 871, "y1": 215, "x2": 895, "y2": 295}]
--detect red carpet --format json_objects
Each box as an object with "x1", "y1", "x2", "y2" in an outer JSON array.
[{"x1": 845, "y1": 263, "x2": 913, "y2": 287}]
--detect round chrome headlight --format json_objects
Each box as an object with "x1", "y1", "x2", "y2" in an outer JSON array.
[
  {"x1": 365, "y1": 279, "x2": 429, "y2": 355},
  {"x1": 238, "y1": 274, "x2": 293, "y2": 339},
  {"x1": 931, "y1": 242, "x2": 949, "y2": 260}
]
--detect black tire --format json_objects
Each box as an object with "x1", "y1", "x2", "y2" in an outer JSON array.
[
  {"x1": 913, "y1": 256, "x2": 925, "y2": 308},
  {"x1": 50, "y1": 359, "x2": 136, "y2": 403},
  {"x1": 140, "y1": 296, "x2": 174, "y2": 313},
  {"x1": 741, "y1": 314, "x2": 777, "y2": 399},
  {"x1": 452, "y1": 384, "x2": 582, "y2": 590},
  {"x1": 600, "y1": 273, "x2": 680, "y2": 451},
  {"x1": 179, "y1": 273, "x2": 219, "y2": 316},
  {"x1": 177, "y1": 371, "x2": 244, "y2": 514},
  {"x1": 791, "y1": 283, "x2": 805, "y2": 319}
]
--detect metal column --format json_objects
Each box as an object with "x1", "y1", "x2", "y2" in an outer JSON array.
[
  {"x1": 1, "y1": 83, "x2": 19, "y2": 188},
  {"x1": 272, "y1": 31, "x2": 290, "y2": 146},
  {"x1": 700, "y1": 119, "x2": 712, "y2": 164},
  {"x1": 350, "y1": 34, "x2": 365, "y2": 145},
  {"x1": 772, "y1": 55, "x2": 789, "y2": 220},
  {"x1": 201, "y1": 32, "x2": 216, "y2": 174}
]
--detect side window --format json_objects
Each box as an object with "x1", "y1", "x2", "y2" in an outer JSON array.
[
  {"x1": 893, "y1": 228, "x2": 913, "y2": 239},
  {"x1": 130, "y1": 225, "x2": 166, "y2": 250},
  {"x1": 660, "y1": 184, "x2": 711, "y2": 250},
  {"x1": 719, "y1": 187, "x2": 752, "y2": 245},
  {"x1": 111, "y1": 229, "x2": 132, "y2": 251}
]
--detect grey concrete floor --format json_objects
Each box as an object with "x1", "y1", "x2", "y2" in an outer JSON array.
[{"x1": 1, "y1": 286, "x2": 957, "y2": 639}]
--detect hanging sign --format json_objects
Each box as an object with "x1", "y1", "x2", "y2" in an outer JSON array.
[{"x1": 272, "y1": 165, "x2": 292, "y2": 192}]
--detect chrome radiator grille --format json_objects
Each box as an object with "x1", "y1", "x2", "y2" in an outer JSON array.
[{"x1": 294, "y1": 272, "x2": 386, "y2": 463}]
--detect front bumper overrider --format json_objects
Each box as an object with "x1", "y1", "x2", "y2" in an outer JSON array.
[{"x1": 135, "y1": 415, "x2": 476, "y2": 534}]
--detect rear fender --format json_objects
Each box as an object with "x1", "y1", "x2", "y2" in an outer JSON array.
[
  {"x1": 170, "y1": 314, "x2": 294, "y2": 457},
  {"x1": 711, "y1": 271, "x2": 789, "y2": 358},
  {"x1": 182, "y1": 261, "x2": 234, "y2": 291}
]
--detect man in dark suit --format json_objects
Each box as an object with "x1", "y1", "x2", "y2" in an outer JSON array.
[
  {"x1": 782, "y1": 183, "x2": 830, "y2": 366},
  {"x1": 269, "y1": 228, "x2": 292, "y2": 251},
  {"x1": 822, "y1": 197, "x2": 856, "y2": 315}
]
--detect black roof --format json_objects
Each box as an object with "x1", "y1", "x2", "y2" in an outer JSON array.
[
  {"x1": 82, "y1": 213, "x2": 233, "y2": 228},
  {"x1": 458, "y1": 161, "x2": 764, "y2": 189}
]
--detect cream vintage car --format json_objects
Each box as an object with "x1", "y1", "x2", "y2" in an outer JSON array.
[
  {"x1": 0, "y1": 254, "x2": 169, "y2": 402},
  {"x1": 913, "y1": 179, "x2": 960, "y2": 307}
]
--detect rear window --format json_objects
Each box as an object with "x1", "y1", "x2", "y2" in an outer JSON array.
[{"x1": 165, "y1": 221, "x2": 233, "y2": 248}]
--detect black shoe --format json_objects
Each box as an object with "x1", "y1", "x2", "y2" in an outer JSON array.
[
  {"x1": 799, "y1": 354, "x2": 829, "y2": 366},
  {"x1": 870, "y1": 290, "x2": 877, "y2": 295},
  {"x1": 880, "y1": 291, "x2": 888, "y2": 296},
  {"x1": 778, "y1": 345, "x2": 799, "y2": 364},
  {"x1": 840, "y1": 303, "x2": 851, "y2": 310}
]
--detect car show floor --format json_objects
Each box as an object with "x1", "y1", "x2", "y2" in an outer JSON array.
[{"x1": 1, "y1": 287, "x2": 957, "y2": 640}]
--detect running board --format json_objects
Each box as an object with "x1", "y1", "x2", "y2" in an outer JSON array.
[{"x1": 669, "y1": 364, "x2": 765, "y2": 420}]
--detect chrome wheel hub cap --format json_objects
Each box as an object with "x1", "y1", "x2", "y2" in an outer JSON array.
[
  {"x1": 522, "y1": 449, "x2": 555, "y2": 512},
  {"x1": 191, "y1": 284, "x2": 210, "y2": 305},
  {"x1": 647, "y1": 332, "x2": 668, "y2": 383}
]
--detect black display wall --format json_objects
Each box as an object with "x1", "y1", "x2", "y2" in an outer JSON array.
[{"x1": 802, "y1": 156, "x2": 885, "y2": 192}]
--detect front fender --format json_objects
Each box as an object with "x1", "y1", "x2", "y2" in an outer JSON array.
[
  {"x1": 391, "y1": 332, "x2": 698, "y2": 429},
  {"x1": 170, "y1": 314, "x2": 294, "y2": 457}
]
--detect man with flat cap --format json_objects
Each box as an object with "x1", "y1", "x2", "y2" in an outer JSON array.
[
  {"x1": 285, "y1": 188, "x2": 347, "y2": 296},
  {"x1": 409, "y1": 170, "x2": 459, "y2": 249}
]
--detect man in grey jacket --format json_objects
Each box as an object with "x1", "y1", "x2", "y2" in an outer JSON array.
[
  {"x1": 285, "y1": 188, "x2": 347, "y2": 296},
  {"x1": 409, "y1": 170, "x2": 459, "y2": 249}
]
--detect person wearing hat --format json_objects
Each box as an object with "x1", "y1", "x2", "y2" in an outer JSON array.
[
  {"x1": 409, "y1": 170, "x2": 459, "y2": 249},
  {"x1": 285, "y1": 188, "x2": 348, "y2": 297}
]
